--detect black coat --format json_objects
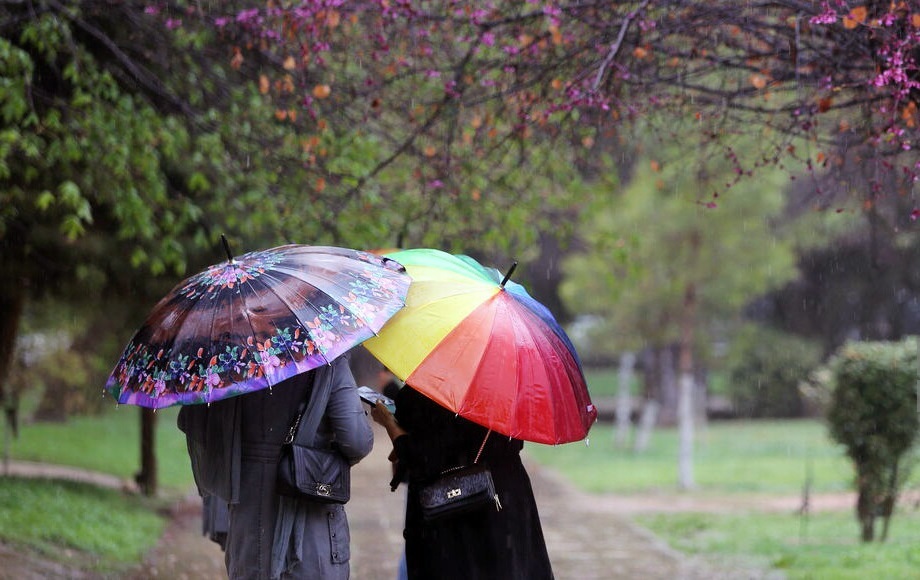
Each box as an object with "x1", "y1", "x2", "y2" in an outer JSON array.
[{"x1": 391, "y1": 386, "x2": 554, "y2": 580}]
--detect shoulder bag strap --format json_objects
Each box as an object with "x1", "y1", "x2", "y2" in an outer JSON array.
[
  {"x1": 472, "y1": 429, "x2": 492, "y2": 464},
  {"x1": 287, "y1": 364, "x2": 335, "y2": 447}
]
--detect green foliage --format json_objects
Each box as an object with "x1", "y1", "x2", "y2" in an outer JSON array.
[
  {"x1": 561, "y1": 121, "x2": 799, "y2": 356},
  {"x1": 723, "y1": 324, "x2": 823, "y2": 418},
  {"x1": 0, "y1": 477, "x2": 166, "y2": 568},
  {"x1": 824, "y1": 338, "x2": 920, "y2": 541},
  {"x1": 638, "y1": 510, "x2": 920, "y2": 580},
  {"x1": 826, "y1": 339, "x2": 919, "y2": 462}
]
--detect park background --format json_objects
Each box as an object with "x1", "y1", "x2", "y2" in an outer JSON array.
[{"x1": 2, "y1": 1, "x2": 920, "y2": 578}]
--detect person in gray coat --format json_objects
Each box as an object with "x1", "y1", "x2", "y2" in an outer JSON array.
[{"x1": 178, "y1": 355, "x2": 373, "y2": 579}]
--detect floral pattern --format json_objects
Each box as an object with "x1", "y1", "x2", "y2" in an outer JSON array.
[
  {"x1": 105, "y1": 246, "x2": 410, "y2": 408},
  {"x1": 179, "y1": 249, "x2": 286, "y2": 300}
]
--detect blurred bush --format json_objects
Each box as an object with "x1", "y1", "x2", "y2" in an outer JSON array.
[
  {"x1": 824, "y1": 338, "x2": 919, "y2": 542},
  {"x1": 723, "y1": 324, "x2": 822, "y2": 418}
]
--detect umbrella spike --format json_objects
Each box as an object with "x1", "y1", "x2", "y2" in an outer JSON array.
[
  {"x1": 221, "y1": 234, "x2": 234, "y2": 263},
  {"x1": 499, "y1": 260, "x2": 518, "y2": 288}
]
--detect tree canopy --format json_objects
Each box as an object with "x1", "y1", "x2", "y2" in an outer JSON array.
[
  {"x1": 167, "y1": 0, "x2": 919, "y2": 216},
  {"x1": 560, "y1": 122, "x2": 800, "y2": 358}
]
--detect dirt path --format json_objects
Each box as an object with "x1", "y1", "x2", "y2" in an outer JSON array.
[{"x1": 3, "y1": 424, "x2": 854, "y2": 579}]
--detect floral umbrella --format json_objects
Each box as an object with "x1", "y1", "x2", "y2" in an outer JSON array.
[
  {"x1": 105, "y1": 243, "x2": 410, "y2": 408},
  {"x1": 363, "y1": 248, "x2": 596, "y2": 445}
]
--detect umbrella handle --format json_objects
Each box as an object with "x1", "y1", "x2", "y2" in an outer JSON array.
[{"x1": 499, "y1": 261, "x2": 518, "y2": 288}]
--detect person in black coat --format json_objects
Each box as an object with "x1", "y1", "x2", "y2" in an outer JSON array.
[{"x1": 371, "y1": 385, "x2": 554, "y2": 580}]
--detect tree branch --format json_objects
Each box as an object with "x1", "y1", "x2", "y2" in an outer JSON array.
[{"x1": 592, "y1": 0, "x2": 651, "y2": 92}]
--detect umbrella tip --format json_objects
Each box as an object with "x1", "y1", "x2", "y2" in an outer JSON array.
[
  {"x1": 221, "y1": 234, "x2": 234, "y2": 263},
  {"x1": 499, "y1": 260, "x2": 518, "y2": 288}
]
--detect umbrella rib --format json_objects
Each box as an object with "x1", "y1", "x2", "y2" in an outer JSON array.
[
  {"x1": 204, "y1": 285, "x2": 222, "y2": 405},
  {"x1": 271, "y1": 264, "x2": 380, "y2": 333},
  {"x1": 244, "y1": 272, "x2": 332, "y2": 377},
  {"x1": 256, "y1": 270, "x2": 333, "y2": 366}
]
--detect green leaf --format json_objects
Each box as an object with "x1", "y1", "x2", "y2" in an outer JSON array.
[{"x1": 35, "y1": 191, "x2": 55, "y2": 210}]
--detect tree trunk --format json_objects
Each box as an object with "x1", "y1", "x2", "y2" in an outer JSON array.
[
  {"x1": 633, "y1": 399, "x2": 659, "y2": 454},
  {"x1": 857, "y1": 485, "x2": 875, "y2": 542},
  {"x1": 658, "y1": 345, "x2": 678, "y2": 426},
  {"x1": 0, "y1": 285, "x2": 25, "y2": 473},
  {"x1": 677, "y1": 281, "x2": 697, "y2": 491},
  {"x1": 677, "y1": 370, "x2": 695, "y2": 490},
  {"x1": 879, "y1": 460, "x2": 900, "y2": 542},
  {"x1": 0, "y1": 285, "x2": 25, "y2": 404},
  {"x1": 614, "y1": 351, "x2": 636, "y2": 448},
  {"x1": 136, "y1": 407, "x2": 158, "y2": 496}
]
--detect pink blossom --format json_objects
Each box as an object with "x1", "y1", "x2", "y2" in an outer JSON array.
[{"x1": 237, "y1": 8, "x2": 261, "y2": 24}]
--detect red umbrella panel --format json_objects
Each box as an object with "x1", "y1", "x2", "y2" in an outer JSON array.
[
  {"x1": 105, "y1": 244, "x2": 410, "y2": 408},
  {"x1": 363, "y1": 249, "x2": 596, "y2": 445}
]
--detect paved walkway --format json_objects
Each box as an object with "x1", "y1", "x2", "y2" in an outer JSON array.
[{"x1": 2, "y1": 423, "x2": 780, "y2": 579}]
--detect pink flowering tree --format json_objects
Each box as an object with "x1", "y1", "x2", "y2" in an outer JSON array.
[{"x1": 149, "y1": 0, "x2": 920, "y2": 220}]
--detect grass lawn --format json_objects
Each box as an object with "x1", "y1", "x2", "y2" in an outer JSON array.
[
  {"x1": 524, "y1": 419, "x2": 855, "y2": 494},
  {"x1": 2, "y1": 406, "x2": 193, "y2": 573},
  {"x1": 524, "y1": 417, "x2": 920, "y2": 579},
  {"x1": 0, "y1": 477, "x2": 168, "y2": 575},
  {"x1": 638, "y1": 510, "x2": 920, "y2": 579},
  {"x1": 8, "y1": 406, "x2": 195, "y2": 493}
]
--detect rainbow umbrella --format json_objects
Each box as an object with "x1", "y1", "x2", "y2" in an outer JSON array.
[
  {"x1": 105, "y1": 242, "x2": 410, "y2": 408},
  {"x1": 363, "y1": 248, "x2": 596, "y2": 445}
]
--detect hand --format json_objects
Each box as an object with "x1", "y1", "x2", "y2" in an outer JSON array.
[
  {"x1": 370, "y1": 401, "x2": 394, "y2": 427},
  {"x1": 370, "y1": 402, "x2": 408, "y2": 441}
]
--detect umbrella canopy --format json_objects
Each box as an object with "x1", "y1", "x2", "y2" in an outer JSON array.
[
  {"x1": 363, "y1": 248, "x2": 596, "y2": 445},
  {"x1": 105, "y1": 244, "x2": 410, "y2": 408}
]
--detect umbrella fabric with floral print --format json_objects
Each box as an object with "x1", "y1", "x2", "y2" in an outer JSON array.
[
  {"x1": 105, "y1": 244, "x2": 410, "y2": 408},
  {"x1": 363, "y1": 248, "x2": 596, "y2": 445}
]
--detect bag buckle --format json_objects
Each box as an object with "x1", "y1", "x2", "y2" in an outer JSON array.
[
  {"x1": 446, "y1": 488, "x2": 462, "y2": 499},
  {"x1": 316, "y1": 483, "x2": 332, "y2": 496}
]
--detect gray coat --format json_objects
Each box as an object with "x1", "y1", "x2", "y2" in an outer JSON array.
[{"x1": 178, "y1": 356, "x2": 373, "y2": 579}]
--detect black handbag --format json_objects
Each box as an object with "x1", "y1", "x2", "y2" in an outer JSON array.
[
  {"x1": 276, "y1": 370, "x2": 350, "y2": 503},
  {"x1": 418, "y1": 430, "x2": 502, "y2": 521}
]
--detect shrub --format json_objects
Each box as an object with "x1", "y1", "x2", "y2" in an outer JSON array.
[
  {"x1": 724, "y1": 324, "x2": 822, "y2": 418},
  {"x1": 825, "y1": 338, "x2": 920, "y2": 542}
]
